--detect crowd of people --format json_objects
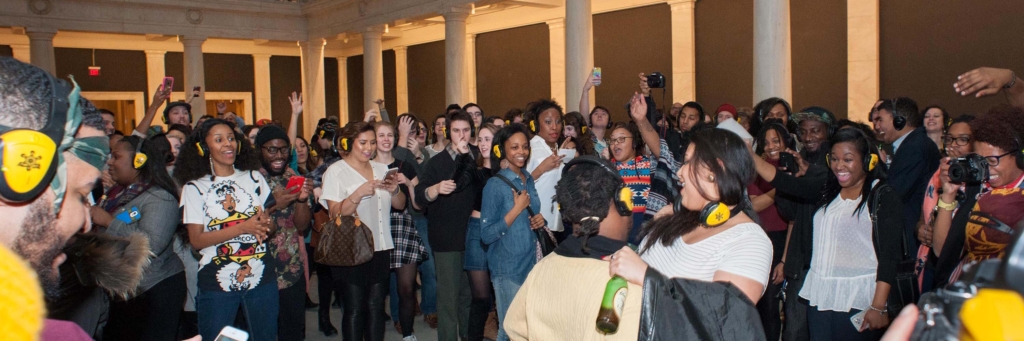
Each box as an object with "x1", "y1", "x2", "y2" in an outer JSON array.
[{"x1": 1, "y1": 54, "x2": 1023, "y2": 341}]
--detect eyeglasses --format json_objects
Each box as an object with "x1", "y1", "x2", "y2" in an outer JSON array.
[
  {"x1": 983, "y1": 151, "x2": 1016, "y2": 166},
  {"x1": 942, "y1": 135, "x2": 971, "y2": 146},
  {"x1": 609, "y1": 136, "x2": 633, "y2": 145},
  {"x1": 261, "y1": 146, "x2": 290, "y2": 155}
]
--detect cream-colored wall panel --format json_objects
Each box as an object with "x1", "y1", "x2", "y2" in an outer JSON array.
[
  {"x1": 847, "y1": 0, "x2": 878, "y2": 19},
  {"x1": 847, "y1": 60, "x2": 879, "y2": 123},
  {"x1": 846, "y1": 15, "x2": 878, "y2": 63}
]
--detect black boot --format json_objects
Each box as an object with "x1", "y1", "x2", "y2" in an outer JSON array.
[
  {"x1": 306, "y1": 295, "x2": 319, "y2": 310},
  {"x1": 319, "y1": 314, "x2": 338, "y2": 337}
]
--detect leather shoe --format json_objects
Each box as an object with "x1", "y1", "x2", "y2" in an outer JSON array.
[
  {"x1": 319, "y1": 315, "x2": 338, "y2": 337},
  {"x1": 424, "y1": 313, "x2": 438, "y2": 329}
]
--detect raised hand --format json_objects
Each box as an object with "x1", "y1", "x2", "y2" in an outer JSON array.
[
  {"x1": 638, "y1": 73, "x2": 651, "y2": 97},
  {"x1": 954, "y1": 67, "x2": 1016, "y2": 98},
  {"x1": 364, "y1": 109, "x2": 379, "y2": 122},
  {"x1": 289, "y1": 91, "x2": 303, "y2": 116},
  {"x1": 398, "y1": 115, "x2": 414, "y2": 139},
  {"x1": 216, "y1": 102, "x2": 228, "y2": 113},
  {"x1": 583, "y1": 71, "x2": 596, "y2": 91},
  {"x1": 152, "y1": 82, "x2": 172, "y2": 104},
  {"x1": 629, "y1": 92, "x2": 648, "y2": 122},
  {"x1": 374, "y1": 98, "x2": 385, "y2": 109}
]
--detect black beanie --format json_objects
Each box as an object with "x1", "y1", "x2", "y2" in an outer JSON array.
[{"x1": 255, "y1": 124, "x2": 289, "y2": 148}]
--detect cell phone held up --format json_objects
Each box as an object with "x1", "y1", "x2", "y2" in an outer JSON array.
[
  {"x1": 286, "y1": 176, "x2": 306, "y2": 194},
  {"x1": 592, "y1": 67, "x2": 602, "y2": 86},
  {"x1": 779, "y1": 152, "x2": 799, "y2": 174}
]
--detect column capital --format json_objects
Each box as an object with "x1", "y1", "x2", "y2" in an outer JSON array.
[
  {"x1": 392, "y1": 45, "x2": 408, "y2": 53},
  {"x1": 180, "y1": 36, "x2": 207, "y2": 46},
  {"x1": 252, "y1": 53, "x2": 272, "y2": 60},
  {"x1": 25, "y1": 27, "x2": 57, "y2": 35},
  {"x1": 440, "y1": 4, "x2": 472, "y2": 21},
  {"x1": 25, "y1": 29, "x2": 56, "y2": 40},
  {"x1": 546, "y1": 18, "x2": 565, "y2": 29},
  {"x1": 363, "y1": 25, "x2": 385, "y2": 39},
  {"x1": 667, "y1": 0, "x2": 697, "y2": 7},
  {"x1": 144, "y1": 50, "x2": 167, "y2": 56},
  {"x1": 466, "y1": 33, "x2": 476, "y2": 41},
  {"x1": 336, "y1": 56, "x2": 348, "y2": 62}
]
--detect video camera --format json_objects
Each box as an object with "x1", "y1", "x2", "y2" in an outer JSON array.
[
  {"x1": 910, "y1": 225, "x2": 1024, "y2": 339},
  {"x1": 947, "y1": 153, "x2": 989, "y2": 185},
  {"x1": 647, "y1": 72, "x2": 666, "y2": 89}
]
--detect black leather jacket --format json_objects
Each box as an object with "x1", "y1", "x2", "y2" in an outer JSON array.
[{"x1": 637, "y1": 268, "x2": 766, "y2": 341}]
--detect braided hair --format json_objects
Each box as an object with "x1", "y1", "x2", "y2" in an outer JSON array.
[{"x1": 555, "y1": 157, "x2": 623, "y2": 254}]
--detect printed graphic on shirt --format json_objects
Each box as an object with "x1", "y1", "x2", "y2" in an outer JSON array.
[
  {"x1": 963, "y1": 187, "x2": 1024, "y2": 264},
  {"x1": 201, "y1": 179, "x2": 268, "y2": 291}
]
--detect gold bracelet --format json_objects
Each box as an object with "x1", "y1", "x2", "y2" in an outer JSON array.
[
  {"x1": 936, "y1": 198, "x2": 957, "y2": 211},
  {"x1": 348, "y1": 197, "x2": 360, "y2": 206}
]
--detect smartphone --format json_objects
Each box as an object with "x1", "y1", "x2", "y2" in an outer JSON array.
[
  {"x1": 383, "y1": 167, "x2": 400, "y2": 182},
  {"x1": 779, "y1": 152, "x2": 798, "y2": 174},
  {"x1": 286, "y1": 175, "x2": 306, "y2": 194},
  {"x1": 592, "y1": 67, "x2": 602, "y2": 86},
  {"x1": 192, "y1": 86, "x2": 201, "y2": 96},
  {"x1": 161, "y1": 76, "x2": 174, "y2": 92},
  {"x1": 849, "y1": 309, "x2": 867, "y2": 332},
  {"x1": 214, "y1": 326, "x2": 249, "y2": 341}
]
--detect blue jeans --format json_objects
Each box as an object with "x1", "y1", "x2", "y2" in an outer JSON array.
[
  {"x1": 197, "y1": 282, "x2": 279, "y2": 341},
  {"x1": 492, "y1": 276, "x2": 523, "y2": 341},
  {"x1": 414, "y1": 215, "x2": 437, "y2": 314}
]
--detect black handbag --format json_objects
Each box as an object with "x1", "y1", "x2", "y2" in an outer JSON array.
[
  {"x1": 493, "y1": 174, "x2": 558, "y2": 256},
  {"x1": 869, "y1": 184, "x2": 920, "y2": 316}
]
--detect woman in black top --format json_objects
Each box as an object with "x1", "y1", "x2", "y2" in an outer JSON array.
[{"x1": 372, "y1": 121, "x2": 427, "y2": 339}]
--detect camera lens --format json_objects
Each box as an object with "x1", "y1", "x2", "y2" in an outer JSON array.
[{"x1": 949, "y1": 164, "x2": 965, "y2": 183}]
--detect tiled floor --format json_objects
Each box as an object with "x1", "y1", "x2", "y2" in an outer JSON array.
[{"x1": 304, "y1": 274, "x2": 438, "y2": 341}]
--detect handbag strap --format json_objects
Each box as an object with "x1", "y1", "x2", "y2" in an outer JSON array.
[
  {"x1": 493, "y1": 173, "x2": 535, "y2": 217},
  {"x1": 870, "y1": 183, "x2": 911, "y2": 259}
]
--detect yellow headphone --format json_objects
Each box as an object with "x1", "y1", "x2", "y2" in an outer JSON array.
[
  {"x1": 492, "y1": 144, "x2": 501, "y2": 159},
  {"x1": 133, "y1": 138, "x2": 148, "y2": 169},
  {"x1": 699, "y1": 202, "x2": 741, "y2": 227},
  {"x1": 0, "y1": 73, "x2": 68, "y2": 202},
  {"x1": 338, "y1": 137, "x2": 350, "y2": 152},
  {"x1": 529, "y1": 120, "x2": 536, "y2": 133},
  {"x1": 504, "y1": 119, "x2": 510, "y2": 126},
  {"x1": 195, "y1": 139, "x2": 241, "y2": 157},
  {"x1": 826, "y1": 152, "x2": 878, "y2": 172},
  {"x1": 581, "y1": 126, "x2": 588, "y2": 135}
]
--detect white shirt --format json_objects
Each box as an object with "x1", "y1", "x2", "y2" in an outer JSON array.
[
  {"x1": 319, "y1": 159, "x2": 395, "y2": 252},
  {"x1": 640, "y1": 222, "x2": 773, "y2": 292},
  {"x1": 526, "y1": 135, "x2": 564, "y2": 232},
  {"x1": 799, "y1": 194, "x2": 878, "y2": 312}
]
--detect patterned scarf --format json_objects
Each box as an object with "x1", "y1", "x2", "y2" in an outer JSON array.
[
  {"x1": 49, "y1": 76, "x2": 110, "y2": 213},
  {"x1": 100, "y1": 182, "x2": 152, "y2": 213}
]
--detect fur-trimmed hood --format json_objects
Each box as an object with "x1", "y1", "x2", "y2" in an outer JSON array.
[{"x1": 62, "y1": 232, "x2": 153, "y2": 300}]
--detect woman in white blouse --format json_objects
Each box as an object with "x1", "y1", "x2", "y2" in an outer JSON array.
[
  {"x1": 320, "y1": 121, "x2": 405, "y2": 341},
  {"x1": 799, "y1": 128, "x2": 903, "y2": 340},
  {"x1": 635, "y1": 128, "x2": 773, "y2": 304}
]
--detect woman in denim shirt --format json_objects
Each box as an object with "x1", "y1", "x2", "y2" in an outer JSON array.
[{"x1": 480, "y1": 124, "x2": 547, "y2": 341}]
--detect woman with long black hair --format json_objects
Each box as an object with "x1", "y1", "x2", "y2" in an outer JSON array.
[
  {"x1": 176, "y1": 118, "x2": 277, "y2": 341},
  {"x1": 93, "y1": 135, "x2": 185, "y2": 341}
]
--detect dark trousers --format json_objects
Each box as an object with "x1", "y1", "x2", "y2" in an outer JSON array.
[
  {"x1": 757, "y1": 230, "x2": 787, "y2": 341},
  {"x1": 196, "y1": 280, "x2": 279, "y2": 341},
  {"x1": 104, "y1": 271, "x2": 187, "y2": 341},
  {"x1": 783, "y1": 270, "x2": 810, "y2": 341},
  {"x1": 331, "y1": 250, "x2": 390, "y2": 341},
  {"x1": 807, "y1": 308, "x2": 884, "y2": 341},
  {"x1": 311, "y1": 245, "x2": 338, "y2": 320},
  {"x1": 434, "y1": 251, "x2": 472, "y2": 341},
  {"x1": 278, "y1": 277, "x2": 307, "y2": 341}
]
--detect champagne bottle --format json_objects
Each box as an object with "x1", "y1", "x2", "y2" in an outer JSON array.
[{"x1": 596, "y1": 276, "x2": 628, "y2": 334}]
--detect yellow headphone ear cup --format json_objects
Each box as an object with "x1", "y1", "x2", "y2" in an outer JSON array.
[
  {"x1": 868, "y1": 154, "x2": 878, "y2": 172},
  {"x1": 133, "y1": 153, "x2": 148, "y2": 169},
  {"x1": 195, "y1": 142, "x2": 205, "y2": 157},
  {"x1": 319, "y1": 131, "x2": 325, "y2": 138},
  {"x1": 442, "y1": 127, "x2": 447, "y2": 139},
  {"x1": 505, "y1": 120, "x2": 510, "y2": 125},
  {"x1": 704, "y1": 203, "x2": 732, "y2": 227},
  {"x1": 1, "y1": 130, "x2": 57, "y2": 195},
  {"x1": 340, "y1": 138, "x2": 349, "y2": 151},
  {"x1": 492, "y1": 145, "x2": 501, "y2": 159},
  {"x1": 529, "y1": 121, "x2": 536, "y2": 133},
  {"x1": 581, "y1": 126, "x2": 587, "y2": 135},
  {"x1": 619, "y1": 187, "x2": 634, "y2": 211}
]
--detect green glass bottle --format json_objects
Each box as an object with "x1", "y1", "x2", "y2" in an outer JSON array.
[{"x1": 596, "y1": 276, "x2": 629, "y2": 334}]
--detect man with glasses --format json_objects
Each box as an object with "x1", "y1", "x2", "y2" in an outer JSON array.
[{"x1": 256, "y1": 125, "x2": 314, "y2": 341}]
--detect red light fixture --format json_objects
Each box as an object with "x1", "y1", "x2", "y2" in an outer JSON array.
[{"x1": 88, "y1": 66, "x2": 101, "y2": 76}]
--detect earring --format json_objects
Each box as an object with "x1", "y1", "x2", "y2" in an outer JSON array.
[{"x1": 707, "y1": 175, "x2": 715, "y2": 182}]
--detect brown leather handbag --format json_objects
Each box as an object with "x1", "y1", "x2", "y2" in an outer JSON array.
[{"x1": 315, "y1": 214, "x2": 374, "y2": 267}]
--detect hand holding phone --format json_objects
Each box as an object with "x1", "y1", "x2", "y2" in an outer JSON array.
[
  {"x1": 382, "y1": 168, "x2": 400, "y2": 186},
  {"x1": 779, "y1": 152, "x2": 798, "y2": 174},
  {"x1": 592, "y1": 67, "x2": 602, "y2": 86},
  {"x1": 286, "y1": 176, "x2": 306, "y2": 194},
  {"x1": 161, "y1": 77, "x2": 174, "y2": 92}
]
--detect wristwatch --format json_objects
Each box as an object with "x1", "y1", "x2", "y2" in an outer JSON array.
[{"x1": 937, "y1": 198, "x2": 958, "y2": 211}]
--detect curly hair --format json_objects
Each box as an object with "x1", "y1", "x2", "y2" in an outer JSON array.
[
  {"x1": 523, "y1": 99, "x2": 564, "y2": 134},
  {"x1": 119, "y1": 135, "x2": 180, "y2": 200},
  {"x1": 556, "y1": 157, "x2": 624, "y2": 254},
  {"x1": 504, "y1": 108, "x2": 524, "y2": 124},
  {"x1": 609, "y1": 122, "x2": 644, "y2": 161},
  {"x1": 641, "y1": 129, "x2": 758, "y2": 253},
  {"x1": 173, "y1": 118, "x2": 261, "y2": 184},
  {"x1": 563, "y1": 111, "x2": 596, "y2": 156},
  {"x1": 972, "y1": 105, "x2": 1024, "y2": 164}
]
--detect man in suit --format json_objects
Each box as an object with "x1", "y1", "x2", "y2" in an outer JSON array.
[{"x1": 873, "y1": 97, "x2": 941, "y2": 249}]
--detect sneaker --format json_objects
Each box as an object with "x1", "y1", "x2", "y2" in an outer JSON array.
[{"x1": 403, "y1": 336, "x2": 418, "y2": 341}]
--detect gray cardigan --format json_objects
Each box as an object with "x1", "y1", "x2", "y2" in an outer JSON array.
[{"x1": 105, "y1": 187, "x2": 184, "y2": 293}]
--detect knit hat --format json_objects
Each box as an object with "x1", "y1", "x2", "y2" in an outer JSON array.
[
  {"x1": 255, "y1": 124, "x2": 290, "y2": 148},
  {"x1": 162, "y1": 101, "x2": 191, "y2": 121},
  {"x1": 792, "y1": 106, "x2": 836, "y2": 128},
  {"x1": 0, "y1": 244, "x2": 44, "y2": 341},
  {"x1": 716, "y1": 103, "x2": 738, "y2": 117}
]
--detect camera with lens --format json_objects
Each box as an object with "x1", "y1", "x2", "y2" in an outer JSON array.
[
  {"x1": 947, "y1": 153, "x2": 988, "y2": 185},
  {"x1": 647, "y1": 72, "x2": 666, "y2": 89},
  {"x1": 910, "y1": 228, "x2": 1024, "y2": 340}
]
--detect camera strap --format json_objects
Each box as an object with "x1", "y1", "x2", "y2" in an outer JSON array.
[{"x1": 970, "y1": 211, "x2": 1018, "y2": 235}]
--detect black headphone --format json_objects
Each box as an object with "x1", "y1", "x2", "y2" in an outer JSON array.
[
  {"x1": 560, "y1": 156, "x2": 633, "y2": 218},
  {"x1": 588, "y1": 107, "x2": 613, "y2": 130},
  {"x1": 0, "y1": 73, "x2": 69, "y2": 202},
  {"x1": 444, "y1": 116, "x2": 477, "y2": 140},
  {"x1": 890, "y1": 98, "x2": 907, "y2": 131}
]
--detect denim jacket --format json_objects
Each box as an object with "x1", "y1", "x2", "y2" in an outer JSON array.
[{"x1": 480, "y1": 168, "x2": 542, "y2": 282}]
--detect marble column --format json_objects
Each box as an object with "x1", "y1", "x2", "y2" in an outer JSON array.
[
  {"x1": 252, "y1": 54, "x2": 273, "y2": 123},
  {"x1": 301, "y1": 41, "x2": 327, "y2": 139},
  {"x1": 10, "y1": 44, "x2": 31, "y2": 64},
  {"x1": 565, "y1": 0, "x2": 594, "y2": 113},
  {"x1": 337, "y1": 56, "x2": 350, "y2": 124},
  {"x1": 394, "y1": 47, "x2": 410, "y2": 115},
  {"x1": 363, "y1": 26, "x2": 385, "y2": 115},
  {"x1": 669, "y1": 0, "x2": 697, "y2": 103},
  {"x1": 26, "y1": 28, "x2": 57, "y2": 75},
  {"x1": 547, "y1": 19, "x2": 566, "y2": 106},
  {"x1": 442, "y1": 4, "x2": 472, "y2": 106},
  {"x1": 181, "y1": 36, "x2": 207, "y2": 121},
  {"x1": 144, "y1": 50, "x2": 167, "y2": 126},
  {"x1": 847, "y1": 0, "x2": 879, "y2": 123},
  {"x1": 753, "y1": 0, "x2": 792, "y2": 104},
  {"x1": 465, "y1": 34, "x2": 478, "y2": 103}
]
